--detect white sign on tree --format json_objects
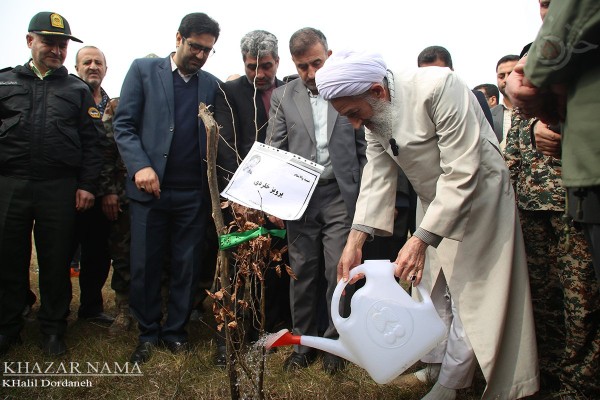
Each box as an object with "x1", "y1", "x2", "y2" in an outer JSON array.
[{"x1": 221, "y1": 142, "x2": 324, "y2": 220}]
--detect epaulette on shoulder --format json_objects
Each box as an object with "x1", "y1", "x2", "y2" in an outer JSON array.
[
  {"x1": 69, "y1": 73, "x2": 86, "y2": 84},
  {"x1": 69, "y1": 73, "x2": 93, "y2": 90},
  {"x1": 0, "y1": 67, "x2": 13, "y2": 73}
]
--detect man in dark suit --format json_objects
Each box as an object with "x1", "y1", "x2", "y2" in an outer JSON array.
[
  {"x1": 267, "y1": 27, "x2": 367, "y2": 374},
  {"x1": 114, "y1": 12, "x2": 221, "y2": 364},
  {"x1": 473, "y1": 83, "x2": 499, "y2": 109},
  {"x1": 491, "y1": 54, "x2": 519, "y2": 151},
  {"x1": 213, "y1": 29, "x2": 291, "y2": 366},
  {"x1": 215, "y1": 30, "x2": 285, "y2": 183}
]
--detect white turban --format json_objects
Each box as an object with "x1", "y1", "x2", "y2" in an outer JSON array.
[{"x1": 316, "y1": 50, "x2": 387, "y2": 101}]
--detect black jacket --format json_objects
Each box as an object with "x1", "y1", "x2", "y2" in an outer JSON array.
[
  {"x1": 0, "y1": 62, "x2": 103, "y2": 194},
  {"x1": 214, "y1": 76, "x2": 285, "y2": 186}
]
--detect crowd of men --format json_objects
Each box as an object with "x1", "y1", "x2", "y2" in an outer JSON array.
[{"x1": 0, "y1": 1, "x2": 598, "y2": 399}]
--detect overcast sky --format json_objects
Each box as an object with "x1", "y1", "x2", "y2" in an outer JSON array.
[{"x1": 2, "y1": 0, "x2": 543, "y2": 97}]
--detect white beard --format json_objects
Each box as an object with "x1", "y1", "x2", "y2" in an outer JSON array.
[{"x1": 366, "y1": 98, "x2": 393, "y2": 141}]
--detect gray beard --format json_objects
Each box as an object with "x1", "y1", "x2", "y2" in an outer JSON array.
[{"x1": 366, "y1": 98, "x2": 393, "y2": 141}]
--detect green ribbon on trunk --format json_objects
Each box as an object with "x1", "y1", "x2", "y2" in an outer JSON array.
[{"x1": 219, "y1": 227, "x2": 286, "y2": 250}]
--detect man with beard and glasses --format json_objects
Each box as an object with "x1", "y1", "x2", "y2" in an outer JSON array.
[
  {"x1": 315, "y1": 51, "x2": 538, "y2": 400},
  {"x1": 114, "y1": 12, "x2": 221, "y2": 364}
]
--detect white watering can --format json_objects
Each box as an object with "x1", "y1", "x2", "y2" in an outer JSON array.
[{"x1": 266, "y1": 260, "x2": 447, "y2": 384}]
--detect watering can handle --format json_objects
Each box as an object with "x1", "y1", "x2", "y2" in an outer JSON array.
[
  {"x1": 413, "y1": 283, "x2": 435, "y2": 307},
  {"x1": 331, "y1": 262, "x2": 436, "y2": 325},
  {"x1": 331, "y1": 264, "x2": 367, "y2": 325},
  {"x1": 331, "y1": 262, "x2": 398, "y2": 325}
]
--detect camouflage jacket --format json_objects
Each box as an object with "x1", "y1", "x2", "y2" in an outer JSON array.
[
  {"x1": 98, "y1": 97, "x2": 128, "y2": 203},
  {"x1": 504, "y1": 113, "x2": 564, "y2": 211}
]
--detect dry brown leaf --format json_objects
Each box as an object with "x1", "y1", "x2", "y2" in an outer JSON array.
[
  {"x1": 213, "y1": 289, "x2": 224, "y2": 301},
  {"x1": 285, "y1": 264, "x2": 297, "y2": 280}
]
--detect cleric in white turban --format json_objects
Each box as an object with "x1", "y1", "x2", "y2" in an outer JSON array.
[
  {"x1": 316, "y1": 50, "x2": 387, "y2": 100},
  {"x1": 319, "y1": 50, "x2": 539, "y2": 400}
]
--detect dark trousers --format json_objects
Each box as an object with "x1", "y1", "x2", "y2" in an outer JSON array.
[
  {"x1": 129, "y1": 188, "x2": 207, "y2": 343},
  {"x1": 193, "y1": 217, "x2": 217, "y2": 310},
  {"x1": 363, "y1": 206, "x2": 410, "y2": 262},
  {"x1": 568, "y1": 186, "x2": 600, "y2": 287},
  {"x1": 71, "y1": 201, "x2": 111, "y2": 318},
  {"x1": 109, "y1": 202, "x2": 131, "y2": 296},
  {"x1": 0, "y1": 175, "x2": 76, "y2": 336},
  {"x1": 262, "y1": 245, "x2": 291, "y2": 333},
  {"x1": 583, "y1": 223, "x2": 600, "y2": 287},
  {"x1": 286, "y1": 182, "x2": 351, "y2": 354}
]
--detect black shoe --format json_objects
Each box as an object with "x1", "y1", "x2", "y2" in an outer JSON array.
[
  {"x1": 283, "y1": 350, "x2": 317, "y2": 371},
  {"x1": 80, "y1": 312, "x2": 115, "y2": 325},
  {"x1": 162, "y1": 340, "x2": 190, "y2": 354},
  {"x1": 40, "y1": 334, "x2": 66, "y2": 356},
  {"x1": 322, "y1": 352, "x2": 347, "y2": 374},
  {"x1": 214, "y1": 345, "x2": 227, "y2": 368},
  {"x1": 0, "y1": 334, "x2": 22, "y2": 356},
  {"x1": 130, "y1": 342, "x2": 154, "y2": 364}
]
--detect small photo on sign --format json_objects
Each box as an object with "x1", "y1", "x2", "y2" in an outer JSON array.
[{"x1": 221, "y1": 142, "x2": 324, "y2": 220}]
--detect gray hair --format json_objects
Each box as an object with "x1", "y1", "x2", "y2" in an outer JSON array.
[{"x1": 240, "y1": 30, "x2": 278, "y2": 60}]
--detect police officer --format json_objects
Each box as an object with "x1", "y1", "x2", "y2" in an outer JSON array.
[{"x1": 0, "y1": 12, "x2": 103, "y2": 356}]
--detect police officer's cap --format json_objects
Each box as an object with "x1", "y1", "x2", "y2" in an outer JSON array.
[{"x1": 28, "y1": 12, "x2": 82, "y2": 43}]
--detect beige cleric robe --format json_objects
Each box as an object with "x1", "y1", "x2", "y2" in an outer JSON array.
[{"x1": 353, "y1": 67, "x2": 539, "y2": 399}]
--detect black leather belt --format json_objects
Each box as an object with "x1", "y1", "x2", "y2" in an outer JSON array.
[{"x1": 317, "y1": 178, "x2": 336, "y2": 186}]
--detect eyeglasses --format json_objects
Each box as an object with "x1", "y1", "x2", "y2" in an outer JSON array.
[{"x1": 183, "y1": 37, "x2": 215, "y2": 57}]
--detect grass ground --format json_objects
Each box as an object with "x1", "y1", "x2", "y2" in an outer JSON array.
[{"x1": 0, "y1": 254, "x2": 486, "y2": 400}]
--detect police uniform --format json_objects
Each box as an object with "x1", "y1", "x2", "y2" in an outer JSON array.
[
  {"x1": 0, "y1": 12, "x2": 103, "y2": 354},
  {"x1": 504, "y1": 114, "x2": 600, "y2": 397}
]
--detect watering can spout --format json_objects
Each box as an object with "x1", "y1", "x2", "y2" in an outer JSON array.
[
  {"x1": 299, "y1": 335, "x2": 359, "y2": 365},
  {"x1": 264, "y1": 329, "x2": 358, "y2": 365},
  {"x1": 265, "y1": 329, "x2": 301, "y2": 349}
]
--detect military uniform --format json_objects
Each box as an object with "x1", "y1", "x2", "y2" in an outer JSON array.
[
  {"x1": 505, "y1": 114, "x2": 600, "y2": 397},
  {"x1": 99, "y1": 98, "x2": 131, "y2": 298},
  {"x1": 98, "y1": 98, "x2": 135, "y2": 333},
  {"x1": 524, "y1": 0, "x2": 600, "y2": 286}
]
